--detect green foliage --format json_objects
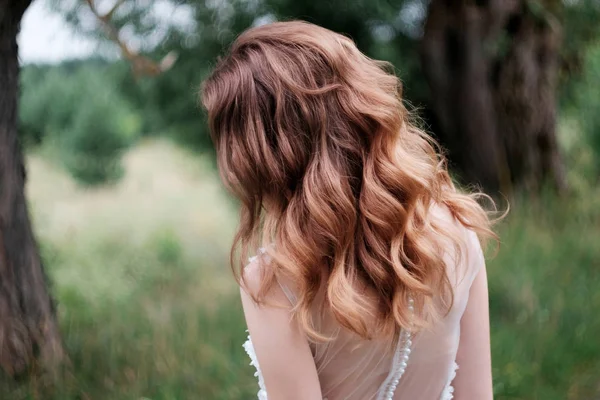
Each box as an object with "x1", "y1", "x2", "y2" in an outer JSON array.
[
  {"x1": 151, "y1": 229, "x2": 184, "y2": 266},
  {"x1": 40, "y1": 0, "x2": 600, "y2": 172},
  {"x1": 19, "y1": 65, "x2": 77, "y2": 146},
  {"x1": 19, "y1": 66, "x2": 48, "y2": 146},
  {"x1": 572, "y1": 42, "x2": 600, "y2": 174},
  {"x1": 50, "y1": 0, "x2": 425, "y2": 152},
  {"x1": 489, "y1": 195, "x2": 600, "y2": 399},
  {"x1": 20, "y1": 61, "x2": 141, "y2": 185},
  {"x1": 60, "y1": 84, "x2": 138, "y2": 185},
  {"x1": 48, "y1": 0, "x2": 600, "y2": 153}
]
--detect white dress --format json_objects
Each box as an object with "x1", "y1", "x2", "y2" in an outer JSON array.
[{"x1": 242, "y1": 223, "x2": 484, "y2": 400}]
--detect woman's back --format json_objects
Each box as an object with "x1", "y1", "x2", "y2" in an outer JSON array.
[{"x1": 241, "y1": 206, "x2": 489, "y2": 400}]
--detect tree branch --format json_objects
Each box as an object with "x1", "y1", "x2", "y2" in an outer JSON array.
[
  {"x1": 101, "y1": 0, "x2": 127, "y2": 22},
  {"x1": 85, "y1": 0, "x2": 178, "y2": 78}
]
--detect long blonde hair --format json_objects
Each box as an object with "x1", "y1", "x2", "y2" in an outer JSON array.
[{"x1": 201, "y1": 20, "x2": 495, "y2": 340}]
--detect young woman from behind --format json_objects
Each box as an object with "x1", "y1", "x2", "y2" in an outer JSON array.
[{"x1": 201, "y1": 20, "x2": 496, "y2": 400}]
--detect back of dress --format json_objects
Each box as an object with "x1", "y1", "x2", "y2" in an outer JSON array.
[{"x1": 243, "y1": 210, "x2": 486, "y2": 400}]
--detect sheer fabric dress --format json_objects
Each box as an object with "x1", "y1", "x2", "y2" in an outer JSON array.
[{"x1": 242, "y1": 217, "x2": 485, "y2": 400}]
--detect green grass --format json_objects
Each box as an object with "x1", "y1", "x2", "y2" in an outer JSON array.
[
  {"x1": 1, "y1": 139, "x2": 599, "y2": 399},
  {"x1": 1, "y1": 141, "x2": 256, "y2": 399},
  {"x1": 489, "y1": 193, "x2": 600, "y2": 400}
]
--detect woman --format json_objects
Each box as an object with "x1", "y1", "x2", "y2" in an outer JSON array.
[{"x1": 201, "y1": 20, "x2": 495, "y2": 400}]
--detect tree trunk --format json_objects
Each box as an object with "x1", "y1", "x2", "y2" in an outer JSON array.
[
  {"x1": 421, "y1": 0, "x2": 567, "y2": 195},
  {"x1": 0, "y1": 0, "x2": 64, "y2": 377}
]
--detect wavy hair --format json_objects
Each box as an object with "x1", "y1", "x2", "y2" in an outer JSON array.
[{"x1": 201, "y1": 20, "x2": 496, "y2": 340}]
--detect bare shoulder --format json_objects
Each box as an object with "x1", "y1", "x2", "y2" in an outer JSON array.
[
  {"x1": 430, "y1": 202, "x2": 478, "y2": 244},
  {"x1": 430, "y1": 202, "x2": 485, "y2": 279},
  {"x1": 240, "y1": 251, "x2": 269, "y2": 298},
  {"x1": 239, "y1": 250, "x2": 292, "y2": 307}
]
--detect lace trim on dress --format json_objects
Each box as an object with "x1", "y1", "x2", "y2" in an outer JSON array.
[
  {"x1": 244, "y1": 248, "x2": 270, "y2": 400},
  {"x1": 243, "y1": 335, "x2": 329, "y2": 400},
  {"x1": 375, "y1": 298, "x2": 414, "y2": 400},
  {"x1": 243, "y1": 334, "x2": 268, "y2": 400},
  {"x1": 440, "y1": 361, "x2": 459, "y2": 400}
]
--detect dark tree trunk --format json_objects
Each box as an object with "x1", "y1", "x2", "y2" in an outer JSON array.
[
  {"x1": 0, "y1": 0, "x2": 64, "y2": 376},
  {"x1": 421, "y1": 0, "x2": 567, "y2": 195}
]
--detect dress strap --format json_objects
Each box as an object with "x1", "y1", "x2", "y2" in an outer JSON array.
[
  {"x1": 249, "y1": 246, "x2": 297, "y2": 305},
  {"x1": 277, "y1": 279, "x2": 297, "y2": 305}
]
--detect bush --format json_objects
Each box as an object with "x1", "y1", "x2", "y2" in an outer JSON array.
[
  {"x1": 20, "y1": 62, "x2": 141, "y2": 185},
  {"x1": 60, "y1": 85, "x2": 139, "y2": 185},
  {"x1": 19, "y1": 66, "x2": 74, "y2": 146},
  {"x1": 574, "y1": 42, "x2": 600, "y2": 174}
]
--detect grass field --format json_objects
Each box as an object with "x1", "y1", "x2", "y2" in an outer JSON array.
[{"x1": 1, "y1": 139, "x2": 599, "y2": 400}]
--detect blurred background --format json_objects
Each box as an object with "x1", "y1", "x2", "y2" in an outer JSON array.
[{"x1": 1, "y1": 0, "x2": 599, "y2": 399}]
